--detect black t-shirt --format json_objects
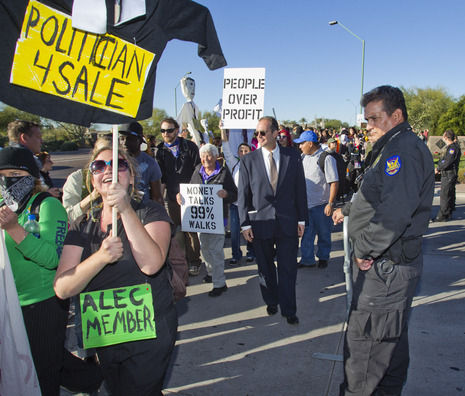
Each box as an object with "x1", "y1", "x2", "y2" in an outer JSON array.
[{"x1": 65, "y1": 200, "x2": 174, "y2": 314}]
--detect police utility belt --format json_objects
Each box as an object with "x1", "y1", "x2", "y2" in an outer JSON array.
[{"x1": 369, "y1": 235, "x2": 422, "y2": 275}]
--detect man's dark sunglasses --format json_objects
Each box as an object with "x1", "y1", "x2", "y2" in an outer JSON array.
[
  {"x1": 254, "y1": 130, "x2": 268, "y2": 137},
  {"x1": 90, "y1": 159, "x2": 129, "y2": 175},
  {"x1": 160, "y1": 128, "x2": 176, "y2": 134}
]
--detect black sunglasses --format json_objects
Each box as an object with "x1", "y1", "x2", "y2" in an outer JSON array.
[
  {"x1": 254, "y1": 130, "x2": 268, "y2": 137},
  {"x1": 90, "y1": 159, "x2": 129, "y2": 175},
  {"x1": 160, "y1": 128, "x2": 176, "y2": 134}
]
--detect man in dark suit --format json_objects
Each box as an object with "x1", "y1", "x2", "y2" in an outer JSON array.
[{"x1": 238, "y1": 116, "x2": 307, "y2": 324}]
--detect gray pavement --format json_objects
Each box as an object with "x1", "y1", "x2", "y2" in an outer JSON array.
[
  {"x1": 62, "y1": 182, "x2": 465, "y2": 396},
  {"x1": 163, "y1": 184, "x2": 465, "y2": 396}
]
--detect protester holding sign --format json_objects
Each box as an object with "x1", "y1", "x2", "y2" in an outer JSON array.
[
  {"x1": 220, "y1": 127, "x2": 255, "y2": 265},
  {"x1": 177, "y1": 143, "x2": 237, "y2": 297},
  {"x1": 0, "y1": 146, "x2": 68, "y2": 396},
  {"x1": 54, "y1": 145, "x2": 177, "y2": 395}
]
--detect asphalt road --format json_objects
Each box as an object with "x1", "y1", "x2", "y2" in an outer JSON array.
[
  {"x1": 52, "y1": 150, "x2": 464, "y2": 395},
  {"x1": 49, "y1": 148, "x2": 92, "y2": 187}
]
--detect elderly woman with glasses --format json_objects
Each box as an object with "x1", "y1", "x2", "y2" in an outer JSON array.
[
  {"x1": 54, "y1": 144, "x2": 177, "y2": 396},
  {"x1": 177, "y1": 143, "x2": 237, "y2": 296}
]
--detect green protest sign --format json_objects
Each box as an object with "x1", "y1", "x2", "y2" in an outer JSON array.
[{"x1": 80, "y1": 284, "x2": 156, "y2": 349}]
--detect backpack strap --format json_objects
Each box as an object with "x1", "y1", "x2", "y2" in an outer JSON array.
[
  {"x1": 29, "y1": 192, "x2": 52, "y2": 220},
  {"x1": 317, "y1": 150, "x2": 329, "y2": 174},
  {"x1": 231, "y1": 158, "x2": 240, "y2": 175}
]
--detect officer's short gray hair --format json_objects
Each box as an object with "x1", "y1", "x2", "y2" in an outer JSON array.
[{"x1": 199, "y1": 143, "x2": 219, "y2": 157}]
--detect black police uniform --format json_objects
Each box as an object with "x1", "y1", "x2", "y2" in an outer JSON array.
[
  {"x1": 340, "y1": 122, "x2": 434, "y2": 396},
  {"x1": 436, "y1": 141, "x2": 461, "y2": 220}
]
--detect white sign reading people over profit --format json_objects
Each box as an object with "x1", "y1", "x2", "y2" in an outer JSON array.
[
  {"x1": 222, "y1": 68, "x2": 265, "y2": 129},
  {"x1": 180, "y1": 184, "x2": 224, "y2": 235}
]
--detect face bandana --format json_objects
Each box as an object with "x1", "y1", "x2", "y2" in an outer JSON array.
[{"x1": 0, "y1": 175, "x2": 35, "y2": 213}]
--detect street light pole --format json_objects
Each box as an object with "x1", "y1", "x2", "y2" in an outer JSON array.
[
  {"x1": 329, "y1": 21, "x2": 365, "y2": 115},
  {"x1": 174, "y1": 71, "x2": 192, "y2": 117}
]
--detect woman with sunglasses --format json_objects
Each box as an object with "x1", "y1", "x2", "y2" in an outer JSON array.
[
  {"x1": 277, "y1": 128, "x2": 294, "y2": 149},
  {"x1": 54, "y1": 145, "x2": 177, "y2": 396}
]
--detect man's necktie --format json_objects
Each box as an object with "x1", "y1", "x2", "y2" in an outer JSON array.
[{"x1": 269, "y1": 152, "x2": 278, "y2": 194}]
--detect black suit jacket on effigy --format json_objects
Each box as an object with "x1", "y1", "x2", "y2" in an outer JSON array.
[{"x1": 0, "y1": 0, "x2": 226, "y2": 126}]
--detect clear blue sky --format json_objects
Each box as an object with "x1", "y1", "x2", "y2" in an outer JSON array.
[{"x1": 153, "y1": 0, "x2": 465, "y2": 125}]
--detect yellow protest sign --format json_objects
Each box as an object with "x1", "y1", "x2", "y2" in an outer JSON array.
[{"x1": 10, "y1": 0, "x2": 155, "y2": 118}]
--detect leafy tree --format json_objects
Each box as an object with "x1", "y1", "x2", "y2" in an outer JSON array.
[
  {"x1": 0, "y1": 105, "x2": 42, "y2": 132},
  {"x1": 139, "y1": 108, "x2": 169, "y2": 138},
  {"x1": 401, "y1": 87, "x2": 454, "y2": 135},
  {"x1": 199, "y1": 111, "x2": 220, "y2": 136},
  {"x1": 325, "y1": 119, "x2": 349, "y2": 130},
  {"x1": 311, "y1": 118, "x2": 348, "y2": 130},
  {"x1": 437, "y1": 95, "x2": 465, "y2": 136},
  {"x1": 54, "y1": 122, "x2": 88, "y2": 145},
  {"x1": 279, "y1": 120, "x2": 295, "y2": 127}
]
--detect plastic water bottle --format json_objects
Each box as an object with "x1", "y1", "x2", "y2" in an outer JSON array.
[{"x1": 24, "y1": 214, "x2": 40, "y2": 238}]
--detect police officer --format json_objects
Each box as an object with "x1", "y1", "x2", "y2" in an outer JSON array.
[
  {"x1": 433, "y1": 129, "x2": 461, "y2": 222},
  {"x1": 333, "y1": 86, "x2": 434, "y2": 396}
]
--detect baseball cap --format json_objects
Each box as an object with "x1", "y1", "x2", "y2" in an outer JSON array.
[
  {"x1": 327, "y1": 138, "x2": 337, "y2": 144},
  {"x1": 0, "y1": 146, "x2": 40, "y2": 178},
  {"x1": 294, "y1": 130, "x2": 319, "y2": 144},
  {"x1": 119, "y1": 122, "x2": 145, "y2": 141}
]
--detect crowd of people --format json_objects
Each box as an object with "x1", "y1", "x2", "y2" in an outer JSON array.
[{"x1": 0, "y1": 85, "x2": 461, "y2": 395}]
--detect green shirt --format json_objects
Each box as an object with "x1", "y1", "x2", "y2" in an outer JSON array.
[{"x1": 5, "y1": 193, "x2": 68, "y2": 306}]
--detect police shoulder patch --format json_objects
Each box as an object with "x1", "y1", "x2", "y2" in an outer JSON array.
[{"x1": 385, "y1": 155, "x2": 401, "y2": 176}]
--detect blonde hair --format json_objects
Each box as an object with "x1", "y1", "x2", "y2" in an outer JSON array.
[
  {"x1": 85, "y1": 145, "x2": 141, "y2": 220},
  {"x1": 32, "y1": 178, "x2": 46, "y2": 195}
]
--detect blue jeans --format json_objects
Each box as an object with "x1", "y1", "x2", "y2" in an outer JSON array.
[
  {"x1": 230, "y1": 204, "x2": 255, "y2": 260},
  {"x1": 229, "y1": 204, "x2": 243, "y2": 260},
  {"x1": 300, "y1": 204, "x2": 332, "y2": 263}
]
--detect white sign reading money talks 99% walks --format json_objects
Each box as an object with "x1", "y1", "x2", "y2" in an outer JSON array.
[{"x1": 179, "y1": 184, "x2": 224, "y2": 235}]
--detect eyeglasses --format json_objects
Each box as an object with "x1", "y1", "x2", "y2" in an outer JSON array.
[
  {"x1": 254, "y1": 130, "x2": 268, "y2": 137},
  {"x1": 277, "y1": 135, "x2": 287, "y2": 140},
  {"x1": 160, "y1": 128, "x2": 176, "y2": 134},
  {"x1": 89, "y1": 159, "x2": 129, "y2": 175}
]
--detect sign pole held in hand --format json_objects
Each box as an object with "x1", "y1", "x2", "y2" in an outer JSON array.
[{"x1": 112, "y1": 124, "x2": 119, "y2": 237}]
